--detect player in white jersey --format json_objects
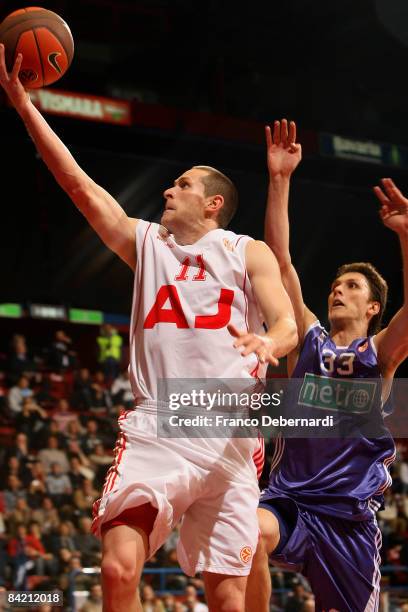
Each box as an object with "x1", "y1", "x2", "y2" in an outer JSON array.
[{"x1": 0, "y1": 48, "x2": 298, "y2": 611}]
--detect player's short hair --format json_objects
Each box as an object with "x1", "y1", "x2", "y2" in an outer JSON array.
[
  {"x1": 334, "y1": 262, "x2": 388, "y2": 335},
  {"x1": 193, "y1": 165, "x2": 238, "y2": 228}
]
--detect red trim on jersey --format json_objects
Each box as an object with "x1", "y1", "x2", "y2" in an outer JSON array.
[
  {"x1": 131, "y1": 222, "x2": 152, "y2": 347},
  {"x1": 100, "y1": 410, "x2": 130, "y2": 497},
  {"x1": 250, "y1": 363, "x2": 260, "y2": 378},
  {"x1": 129, "y1": 222, "x2": 152, "y2": 413},
  {"x1": 252, "y1": 435, "x2": 265, "y2": 480},
  {"x1": 242, "y1": 271, "x2": 250, "y2": 332}
]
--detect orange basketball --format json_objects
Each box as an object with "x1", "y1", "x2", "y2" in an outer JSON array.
[{"x1": 0, "y1": 6, "x2": 74, "y2": 89}]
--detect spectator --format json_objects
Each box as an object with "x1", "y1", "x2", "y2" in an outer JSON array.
[
  {"x1": 400, "y1": 460, "x2": 408, "y2": 494},
  {"x1": 7, "y1": 497, "x2": 32, "y2": 535},
  {"x1": 7, "y1": 376, "x2": 33, "y2": 416},
  {"x1": 4, "y1": 433, "x2": 36, "y2": 472},
  {"x1": 15, "y1": 396, "x2": 48, "y2": 439},
  {"x1": 96, "y1": 324, "x2": 122, "y2": 381},
  {"x1": 25, "y1": 461, "x2": 48, "y2": 509},
  {"x1": 32, "y1": 497, "x2": 60, "y2": 536},
  {"x1": 93, "y1": 370, "x2": 108, "y2": 390},
  {"x1": 162, "y1": 594, "x2": 177, "y2": 612},
  {"x1": 141, "y1": 584, "x2": 165, "y2": 612},
  {"x1": 73, "y1": 517, "x2": 101, "y2": 567},
  {"x1": 27, "y1": 479, "x2": 47, "y2": 510},
  {"x1": 38, "y1": 436, "x2": 70, "y2": 473},
  {"x1": 51, "y1": 398, "x2": 77, "y2": 434},
  {"x1": 57, "y1": 547, "x2": 80, "y2": 575},
  {"x1": 66, "y1": 442, "x2": 95, "y2": 481},
  {"x1": 64, "y1": 418, "x2": 85, "y2": 446},
  {"x1": 38, "y1": 419, "x2": 66, "y2": 451},
  {"x1": 302, "y1": 597, "x2": 315, "y2": 611},
  {"x1": 27, "y1": 521, "x2": 58, "y2": 575},
  {"x1": 71, "y1": 368, "x2": 93, "y2": 410},
  {"x1": 80, "y1": 420, "x2": 104, "y2": 455},
  {"x1": 45, "y1": 463, "x2": 72, "y2": 504},
  {"x1": 8, "y1": 523, "x2": 51, "y2": 587},
  {"x1": 3, "y1": 476, "x2": 26, "y2": 516},
  {"x1": 73, "y1": 480, "x2": 98, "y2": 515},
  {"x1": 28, "y1": 460, "x2": 47, "y2": 489},
  {"x1": 8, "y1": 334, "x2": 36, "y2": 382},
  {"x1": 48, "y1": 330, "x2": 77, "y2": 371},
  {"x1": 12, "y1": 433, "x2": 32, "y2": 465},
  {"x1": 284, "y1": 580, "x2": 311, "y2": 612},
  {"x1": 110, "y1": 368, "x2": 133, "y2": 408},
  {"x1": 0, "y1": 455, "x2": 31, "y2": 487},
  {"x1": 49, "y1": 521, "x2": 77, "y2": 555},
  {"x1": 89, "y1": 443, "x2": 112, "y2": 469},
  {"x1": 67, "y1": 456, "x2": 86, "y2": 490},
  {"x1": 89, "y1": 381, "x2": 112, "y2": 416},
  {"x1": 183, "y1": 585, "x2": 208, "y2": 611},
  {"x1": 89, "y1": 443, "x2": 112, "y2": 488},
  {"x1": 79, "y1": 584, "x2": 103, "y2": 612}
]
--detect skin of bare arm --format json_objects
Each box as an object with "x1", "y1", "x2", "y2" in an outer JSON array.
[
  {"x1": 228, "y1": 239, "x2": 298, "y2": 366},
  {"x1": 0, "y1": 45, "x2": 137, "y2": 270},
  {"x1": 373, "y1": 178, "x2": 408, "y2": 378},
  {"x1": 264, "y1": 119, "x2": 315, "y2": 374}
]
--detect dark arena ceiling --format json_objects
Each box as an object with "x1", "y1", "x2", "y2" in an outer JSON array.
[{"x1": 1, "y1": 0, "x2": 408, "y2": 361}]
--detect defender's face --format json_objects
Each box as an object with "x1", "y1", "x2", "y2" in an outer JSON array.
[
  {"x1": 161, "y1": 168, "x2": 209, "y2": 231},
  {"x1": 328, "y1": 272, "x2": 376, "y2": 327}
]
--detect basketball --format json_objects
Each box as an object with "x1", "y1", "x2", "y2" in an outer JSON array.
[{"x1": 0, "y1": 7, "x2": 74, "y2": 89}]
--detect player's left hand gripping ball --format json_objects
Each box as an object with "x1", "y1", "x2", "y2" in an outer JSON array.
[{"x1": 0, "y1": 7, "x2": 74, "y2": 88}]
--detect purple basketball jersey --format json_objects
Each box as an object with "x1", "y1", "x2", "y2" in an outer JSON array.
[{"x1": 264, "y1": 321, "x2": 396, "y2": 520}]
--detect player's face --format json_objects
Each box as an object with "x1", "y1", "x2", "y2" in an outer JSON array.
[
  {"x1": 161, "y1": 168, "x2": 209, "y2": 232},
  {"x1": 328, "y1": 272, "x2": 378, "y2": 329}
]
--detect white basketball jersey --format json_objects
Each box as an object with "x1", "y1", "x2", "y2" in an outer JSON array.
[{"x1": 129, "y1": 220, "x2": 266, "y2": 407}]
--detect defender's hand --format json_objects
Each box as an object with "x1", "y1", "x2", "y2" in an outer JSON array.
[
  {"x1": 266, "y1": 119, "x2": 302, "y2": 179},
  {"x1": 374, "y1": 178, "x2": 408, "y2": 235}
]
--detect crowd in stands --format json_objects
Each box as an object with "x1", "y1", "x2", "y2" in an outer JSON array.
[{"x1": 0, "y1": 328, "x2": 408, "y2": 611}]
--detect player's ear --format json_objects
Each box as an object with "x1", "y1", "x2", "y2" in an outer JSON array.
[
  {"x1": 368, "y1": 301, "x2": 380, "y2": 316},
  {"x1": 206, "y1": 194, "x2": 224, "y2": 215}
]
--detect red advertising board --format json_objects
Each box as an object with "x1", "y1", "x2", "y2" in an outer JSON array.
[{"x1": 28, "y1": 88, "x2": 132, "y2": 125}]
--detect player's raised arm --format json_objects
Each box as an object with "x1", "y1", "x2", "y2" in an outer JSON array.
[
  {"x1": 373, "y1": 179, "x2": 408, "y2": 376},
  {"x1": 228, "y1": 240, "x2": 298, "y2": 366},
  {"x1": 264, "y1": 120, "x2": 316, "y2": 348},
  {"x1": 0, "y1": 46, "x2": 137, "y2": 270}
]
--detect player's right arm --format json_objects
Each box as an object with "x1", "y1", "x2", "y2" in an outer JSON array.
[
  {"x1": 0, "y1": 46, "x2": 137, "y2": 270},
  {"x1": 264, "y1": 119, "x2": 316, "y2": 372}
]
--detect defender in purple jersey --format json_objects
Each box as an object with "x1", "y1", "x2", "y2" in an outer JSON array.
[{"x1": 246, "y1": 120, "x2": 408, "y2": 612}]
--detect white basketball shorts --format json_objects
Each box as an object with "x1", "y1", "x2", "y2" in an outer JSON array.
[{"x1": 92, "y1": 408, "x2": 261, "y2": 576}]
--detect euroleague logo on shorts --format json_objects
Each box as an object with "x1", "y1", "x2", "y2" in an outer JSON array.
[{"x1": 239, "y1": 546, "x2": 253, "y2": 564}]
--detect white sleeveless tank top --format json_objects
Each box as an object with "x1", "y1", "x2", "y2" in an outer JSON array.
[{"x1": 128, "y1": 221, "x2": 266, "y2": 408}]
